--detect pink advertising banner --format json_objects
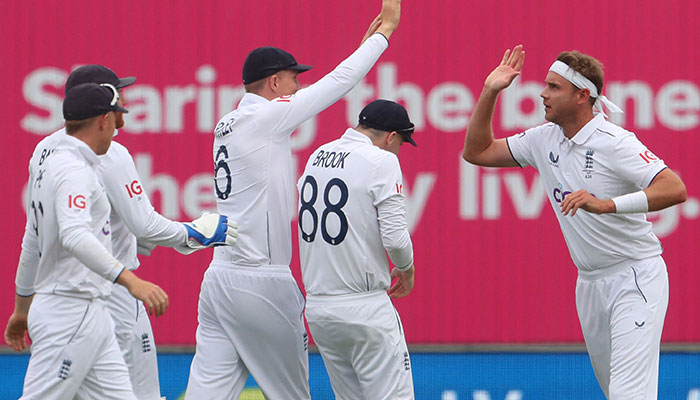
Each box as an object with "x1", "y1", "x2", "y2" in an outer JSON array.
[{"x1": 2, "y1": 0, "x2": 699, "y2": 345}]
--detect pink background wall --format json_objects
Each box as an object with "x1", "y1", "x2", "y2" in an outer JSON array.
[{"x1": 2, "y1": 0, "x2": 699, "y2": 345}]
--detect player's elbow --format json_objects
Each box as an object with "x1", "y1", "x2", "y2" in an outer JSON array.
[
  {"x1": 672, "y1": 181, "x2": 688, "y2": 205},
  {"x1": 59, "y1": 227, "x2": 83, "y2": 253},
  {"x1": 462, "y1": 148, "x2": 488, "y2": 166}
]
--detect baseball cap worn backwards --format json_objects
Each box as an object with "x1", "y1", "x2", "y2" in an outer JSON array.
[
  {"x1": 64, "y1": 64, "x2": 136, "y2": 94},
  {"x1": 63, "y1": 83, "x2": 129, "y2": 121},
  {"x1": 359, "y1": 99, "x2": 417, "y2": 146},
  {"x1": 242, "y1": 47, "x2": 313, "y2": 84}
]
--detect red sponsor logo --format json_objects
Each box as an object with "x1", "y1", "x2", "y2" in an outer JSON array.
[
  {"x1": 275, "y1": 95, "x2": 293, "y2": 103},
  {"x1": 125, "y1": 180, "x2": 143, "y2": 198},
  {"x1": 396, "y1": 183, "x2": 403, "y2": 194},
  {"x1": 68, "y1": 194, "x2": 86, "y2": 209},
  {"x1": 639, "y1": 150, "x2": 659, "y2": 164}
]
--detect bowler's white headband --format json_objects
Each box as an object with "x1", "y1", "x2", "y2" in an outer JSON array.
[{"x1": 549, "y1": 60, "x2": 623, "y2": 116}]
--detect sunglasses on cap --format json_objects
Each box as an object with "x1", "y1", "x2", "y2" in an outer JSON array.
[{"x1": 99, "y1": 83, "x2": 120, "y2": 106}]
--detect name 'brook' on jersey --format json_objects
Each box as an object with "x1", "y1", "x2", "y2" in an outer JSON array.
[{"x1": 298, "y1": 128, "x2": 413, "y2": 296}]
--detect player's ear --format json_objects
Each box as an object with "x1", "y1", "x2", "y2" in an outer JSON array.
[
  {"x1": 269, "y1": 74, "x2": 279, "y2": 93},
  {"x1": 387, "y1": 131, "x2": 399, "y2": 146},
  {"x1": 98, "y1": 113, "x2": 109, "y2": 129},
  {"x1": 577, "y1": 88, "x2": 591, "y2": 105}
]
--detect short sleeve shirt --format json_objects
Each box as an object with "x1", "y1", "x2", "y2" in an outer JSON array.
[{"x1": 506, "y1": 114, "x2": 667, "y2": 271}]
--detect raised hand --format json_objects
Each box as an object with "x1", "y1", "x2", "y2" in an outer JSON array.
[
  {"x1": 376, "y1": 0, "x2": 401, "y2": 40},
  {"x1": 361, "y1": 14, "x2": 383, "y2": 44},
  {"x1": 484, "y1": 45, "x2": 525, "y2": 92}
]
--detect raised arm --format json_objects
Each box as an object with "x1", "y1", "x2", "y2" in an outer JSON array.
[
  {"x1": 270, "y1": 0, "x2": 402, "y2": 133},
  {"x1": 463, "y1": 45, "x2": 524, "y2": 167}
]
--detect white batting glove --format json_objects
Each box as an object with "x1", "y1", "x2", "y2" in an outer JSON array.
[
  {"x1": 175, "y1": 212, "x2": 238, "y2": 255},
  {"x1": 137, "y1": 240, "x2": 157, "y2": 256}
]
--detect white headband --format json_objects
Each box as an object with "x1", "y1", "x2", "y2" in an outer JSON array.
[{"x1": 549, "y1": 60, "x2": 623, "y2": 116}]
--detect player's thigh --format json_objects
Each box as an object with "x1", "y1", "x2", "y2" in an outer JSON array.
[
  {"x1": 608, "y1": 259, "x2": 668, "y2": 399},
  {"x1": 575, "y1": 275, "x2": 613, "y2": 394},
  {"x1": 21, "y1": 296, "x2": 102, "y2": 400},
  {"x1": 109, "y1": 285, "x2": 161, "y2": 399},
  {"x1": 76, "y1": 332, "x2": 136, "y2": 400},
  {"x1": 309, "y1": 299, "x2": 413, "y2": 400},
  {"x1": 219, "y1": 276, "x2": 309, "y2": 399},
  {"x1": 352, "y1": 302, "x2": 413, "y2": 400},
  {"x1": 185, "y1": 284, "x2": 249, "y2": 400},
  {"x1": 307, "y1": 317, "x2": 363, "y2": 400},
  {"x1": 125, "y1": 302, "x2": 161, "y2": 400}
]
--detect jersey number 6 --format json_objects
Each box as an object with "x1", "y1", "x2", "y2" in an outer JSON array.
[{"x1": 299, "y1": 175, "x2": 349, "y2": 246}]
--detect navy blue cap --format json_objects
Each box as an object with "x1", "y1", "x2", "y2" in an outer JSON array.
[
  {"x1": 359, "y1": 100, "x2": 417, "y2": 146},
  {"x1": 242, "y1": 47, "x2": 312, "y2": 84},
  {"x1": 65, "y1": 65, "x2": 136, "y2": 95},
  {"x1": 63, "y1": 83, "x2": 129, "y2": 121}
]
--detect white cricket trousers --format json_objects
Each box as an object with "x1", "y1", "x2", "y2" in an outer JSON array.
[
  {"x1": 576, "y1": 256, "x2": 669, "y2": 400},
  {"x1": 306, "y1": 290, "x2": 414, "y2": 400},
  {"x1": 21, "y1": 294, "x2": 136, "y2": 400},
  {"x1": 108, "y1": 283, "x2": 161, "y2": 400},
  {"x1": 185, "y1": 263, "x2": 310, "y2": 400}
]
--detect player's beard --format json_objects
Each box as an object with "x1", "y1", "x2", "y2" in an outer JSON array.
[{"x1": 115, "y1": 112, "x2": 125, "y2": 129}]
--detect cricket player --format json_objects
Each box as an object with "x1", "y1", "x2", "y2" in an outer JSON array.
[
  {"x1": 462, "y1": 45, "x2": 687, "y2": 399},
  {"x1": 5, "y1": 67, "x2": 237, "y2": 399},
  {"x1": 299, "y1": 99, "x2": 417, "y2": 399},
  {"x1": 4, "y1": 83, "x2": 167, "y2": 399},
  {"x1": 184, "y1": 1, "x2": 403, "y2": 398}
]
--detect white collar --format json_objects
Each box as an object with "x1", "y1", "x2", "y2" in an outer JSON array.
[
  {"x1": 342, "y1": 128, "x2": 374, "y2": 145},
  {"x1": 57, "y1": 133, "x2": 100, "y2": 166}
]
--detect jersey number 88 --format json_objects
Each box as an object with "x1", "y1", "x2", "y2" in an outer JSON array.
[{"x1": 299, "y1": 175, "x2": 348, "y2": 246}]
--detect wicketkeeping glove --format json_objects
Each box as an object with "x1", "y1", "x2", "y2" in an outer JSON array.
[{"x1": 175, "y1": 212, "x2": 238, "y2": 255}]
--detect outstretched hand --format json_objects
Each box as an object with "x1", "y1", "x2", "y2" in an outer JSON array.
[
  {"x1": 484, "y1": 44, "x2": 525, "y2": 92},
  {"x1": 375, "y1": 0, "x2": 401, "y2": 40}
]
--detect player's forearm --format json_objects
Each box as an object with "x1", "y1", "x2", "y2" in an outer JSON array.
[
  {"x1": 289, "y1": 34, "x2": 388, "y2": 123},
  {"x1": 14, "y1": 248, "x2": 39, "y2": 297},
  {"x1": 377, "y1": 196, "x2": 414, "y2": 270},
  {"x1": 463, "y1": 87, "x2": 500, "y2": 164},
  {"x1": 137, "y1": 210, "x2": 188, "y2": 248},
  {"x1": 60, "y1": 227, "x2": 125, "y2": 282}
]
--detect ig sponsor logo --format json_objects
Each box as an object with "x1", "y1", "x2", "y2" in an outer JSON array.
[{"x1": 125, "y1": 180, "x2": 143, "y2": 198}]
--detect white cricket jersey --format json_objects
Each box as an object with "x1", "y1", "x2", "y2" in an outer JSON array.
[
  {"x1": 298, "y1": 129, "x2": 413, "y2": 296},
  {"x1": 506, "y1": 113, "x2": 667, "y2": 271},
  {"x1": 97, "y1": 141, "x2": 187, "y2": 269},
  {"x1": 25, "y1": 129, "x2": 187, "y2": 271},
  {"x1": 212, "y1": 33, "x2": 389, "y2": 268},
  {"x1": 15, "y1": 134, "x2": 123, "y2": 299}
]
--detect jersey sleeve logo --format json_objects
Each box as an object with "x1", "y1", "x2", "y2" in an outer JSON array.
[
  {"x1": 639, "y1": 150, "x2": 659, "y2": 164},
  {"x1": 396, "y1": 183, "x2": 404, "y2": 194},
  {"x1": 125, "y1": 180, "x2": 143, "y2": 198},
  {"x1": 68, "y1": 194, "x2": 86, "y2": 209}
]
